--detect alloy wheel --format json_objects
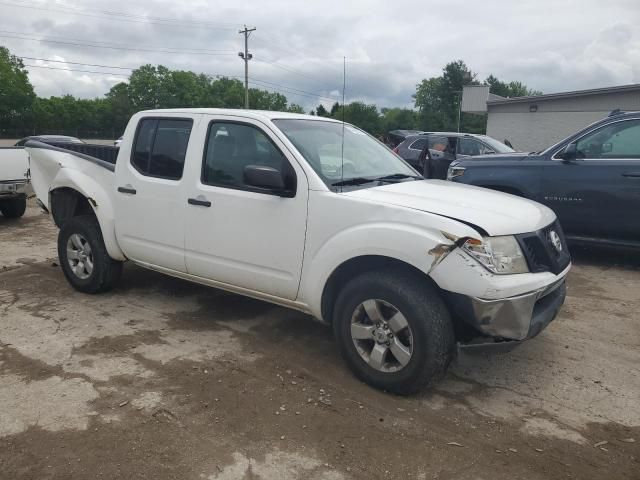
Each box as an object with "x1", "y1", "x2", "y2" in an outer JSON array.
[{"x1": 350, "y1": 299, "x2": 414, "y2": 373}]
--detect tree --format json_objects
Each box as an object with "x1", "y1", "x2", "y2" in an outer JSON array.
[
  {"x1": 380, "y1": 108, "x2": 417, "y2": 133},
  {"x1": 106, "y1": 82, "x2": 133, "y2": 135},
  {"x1": 485, "y1": 74, "x2": 542, "y2": 98},
  {"x1": 330, "y1": 102, "x2": 341, "y2": 116},
  {"x1": 331, "y1": 102, "x2": 381, "y2": 134},
  {"x1": 413, "y1": 60, "x2": 477, "y2": 132},
  {"x1": 315, "y1": 104, "x2": 329, "y2": 117},
  {"x1": 0, "y1": 46, "x2": 35, "y2": 129},
  {"x1": 287, "y1": 103, "x2": 305, "y2": 113}
]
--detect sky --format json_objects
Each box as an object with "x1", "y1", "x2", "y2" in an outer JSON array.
[{"x1": 1, "y1": 0, "x2": 639, "y2": 111}]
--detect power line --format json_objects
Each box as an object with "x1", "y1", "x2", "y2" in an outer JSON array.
[
  {"x1": 0, "y1": 31, "x2": 237, "y2": 56},
  {"x1": 249, "y1": 77, "x2": 338, "y2": 102},
  {"x1": 253, "y1": 56, "x2": 339, "y2": 92},
  {"x1": 0, "y1": 28, "x2": 234, "y2": 53},
  {"x1": 23, "y1": 63, "x2": 129, "y2": 77},
  {"x1": 253, "y1": 32, "x2": 342, "y2": 74},
  {"x1": 16, "y1": 55, "x2": 337, "y2": 102},
  {"x1": 19, "y1": 56, "x2": 134, "y2": 70},
  {"x1": 248, "y1": 80, "x2": 336, "y2": 103},
  {"x1": 22, "y1": 63, "x2": 331, "y2": 104},
  {"x1": 0, "y1": 0, "x2": 239, "y2": 30}
]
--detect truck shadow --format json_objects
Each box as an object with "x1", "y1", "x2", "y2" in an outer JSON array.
[{"x1": 569, "y1": 243, "x2": 640, "y2": 270}]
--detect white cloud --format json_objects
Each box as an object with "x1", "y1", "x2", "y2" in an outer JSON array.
[{"x1": 1, "y1": 0, "x2": 638, "y2": 109}]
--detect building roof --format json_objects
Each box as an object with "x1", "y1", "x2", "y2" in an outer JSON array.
[{"x1": 487, "y1": 83, "x2": 640, "y2": 105}]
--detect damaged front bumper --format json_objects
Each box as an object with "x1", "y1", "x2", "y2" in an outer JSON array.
[{"x1": 444, "y1": 272, "x2": 567, "y2": 351}]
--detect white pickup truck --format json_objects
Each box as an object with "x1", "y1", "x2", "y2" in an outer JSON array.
[
  {"x1": 27, "y1": 109, "x2": 571, "y2": 394},
  {"x1": 0, "y1": 147, "x2": 29, "y2": 218}
]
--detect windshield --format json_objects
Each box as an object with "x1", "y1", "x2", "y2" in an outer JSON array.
[
  {"x1": 478, "y1": 135, "x2": 515, "y2": 153},
  {"x1": 273, "y1": 119, "x2": 418, "y2": 189}
]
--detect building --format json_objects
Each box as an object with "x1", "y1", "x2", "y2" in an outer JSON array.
[{"x1": 461, "y1": 83, "x2": 640, "y2": 152}]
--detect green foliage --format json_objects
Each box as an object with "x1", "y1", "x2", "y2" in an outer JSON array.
[
  {"x1": 0, "y1": 50, "x2": 313, "y2": 138},
  {"x1": 0, "y1": 46, "x2": 35, "y2": 128},
  {"x1": 287, "y1": 103, "x2": 305, "y2": 113},
  {"x1": 380, "y1": 108, "x2": 417, "y2": 133},
  {"x1": 0, "y1": 46, "x2": 540, "y2": 140},
  {"x1": 413, "y1": 61, "x2": 540, "y2": 134},
  {"x1": 414, "y1": 60, "x2": 479, "y2": 132},
  {"x1": 330, "y1": 101, "x2": 381, "y2": 134},
  {"x1": 486, "y1": 75, "x2": 542, "y2": 98},
  {"x1": 315, "y1": 104, "x2": 329, "y2": 117}
]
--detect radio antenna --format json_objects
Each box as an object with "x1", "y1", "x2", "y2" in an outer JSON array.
[{"x1": 340, "y1": 56, "x2": 346, "y2": 192}]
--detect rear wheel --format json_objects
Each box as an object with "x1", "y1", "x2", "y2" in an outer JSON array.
[
  {"x1": 333, "y1": 270, "x2": 455, "y2": 394},
  {"x1": 0, "y1": 196, "x2": 27, "y2": 218},
  {"x1": 58, "y1": 215, "x2": 122, "y2": 293}
]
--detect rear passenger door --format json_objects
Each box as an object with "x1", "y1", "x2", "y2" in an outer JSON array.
[
  {"x1": 114, "y1": 116, "x2": 197, "y2": 272},
  {"x1": 401, "y1": 137, "x2": 427, "y2": 168},
  {"x1": 183, "y1": 118, "x2": 308, "y2": 300}
]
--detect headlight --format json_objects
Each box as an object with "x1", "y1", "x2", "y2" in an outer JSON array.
[
  {"x1": 447, "y1": 165, "x2": 465, "y2": 180},
  {"x1": 462, "y1": 236, "x2": 529, "y2": 274}
]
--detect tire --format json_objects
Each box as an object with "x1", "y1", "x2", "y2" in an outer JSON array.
[
  {"x1": 0, "y1": 196, "x2": 27, "y2": 218},
  {"x1": 333, "y1": 270, "x2": 455, "y2": 395},
  {"x1": 58, "y1": 215, "x2": 123, "y2": 293}
]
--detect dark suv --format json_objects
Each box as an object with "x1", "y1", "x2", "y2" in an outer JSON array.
[
  {"x1": 448, "y1": 111, "x2": 640, "y2": 248},
  {"x1": 393, "y1": 132, "x2": 515, "y2": 178}
]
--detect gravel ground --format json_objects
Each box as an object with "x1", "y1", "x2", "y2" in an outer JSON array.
[{"x1": 0, "y1": 200, "x2": 638, "y2": 479}]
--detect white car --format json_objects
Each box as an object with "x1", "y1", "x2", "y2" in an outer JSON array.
[
  {"x1": 26, "y1": 109, "x2": 570, "y2": 394},
  {"x1": 0, "y1": 146, "x2": 29, "y2": 218}
]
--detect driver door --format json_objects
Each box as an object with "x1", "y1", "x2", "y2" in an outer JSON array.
[
  {"x1": 183, "y1": 118, "x2": 308, "y2": 300},
  {"x1": 541, "y1": 118, "x2": 640, "y2": 241}
]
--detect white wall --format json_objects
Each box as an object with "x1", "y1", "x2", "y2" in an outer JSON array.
[
  {"x1": 487, "y1": 111, "x2": 606, "y2": 152},
  {"x1": 485, "y1": 89, "x2": 640, "y2": 152}
]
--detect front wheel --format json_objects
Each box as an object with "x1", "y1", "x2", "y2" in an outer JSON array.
[
  {"x1": 0, "y1": 196, "x2": 27, "y2": 218},
  {"x1": 58, "y1": 215, "x2": 123, "y2": 293},
  {"x1": 333, "y1": 270, "x2": 455, "y2": 395}
]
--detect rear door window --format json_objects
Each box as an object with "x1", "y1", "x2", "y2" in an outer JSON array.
[
  {"x1": 131, "y1": 118, "x2": 193, "y2": 179},
  {"x1": 428, "y1": 136, "x2": 450, "y2": 153},
  {"x1": 408, "y1": 138, "x2": 427, "y2": 150},
  {"x1": 457, "y1": 138, "x2": 485, "y2": 156}
]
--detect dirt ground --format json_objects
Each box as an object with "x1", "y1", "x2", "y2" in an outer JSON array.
[{"x1": 0, "y1": 200, "x2": 638, "y2": 480}]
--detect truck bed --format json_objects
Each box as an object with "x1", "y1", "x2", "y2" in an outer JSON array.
[{"x1": 43, "y1": 141, "x2": 119, "y2": 165}]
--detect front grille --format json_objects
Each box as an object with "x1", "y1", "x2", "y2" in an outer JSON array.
[{"x1": 516, "y1": 220, "x2": 571, "y2": 275}]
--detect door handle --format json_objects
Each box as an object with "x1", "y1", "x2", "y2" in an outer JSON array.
[
  {"x1": 187, "y1": 197, "x2": 211, "y2": 207},
  {"x1": 117, "y1": 186, "x2": 137, "y2": 194},
  {"x1": 622, "y1": 172, "x2": 640, "y2": 178}
]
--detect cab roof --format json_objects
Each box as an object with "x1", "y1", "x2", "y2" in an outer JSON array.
[{"x1": 138, "y1": 108, "x2": 343, "y2": 123}]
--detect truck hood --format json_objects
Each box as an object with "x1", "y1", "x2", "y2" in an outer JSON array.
[{"x1": 343, "y1": 180, "x2": 555, "y2": 236}]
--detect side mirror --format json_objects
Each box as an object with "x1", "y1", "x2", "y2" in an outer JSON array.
[
  {"x1": 243, "y1": 165, "x2": 291, "y2": 196},
  {"x1": 561, "y1": 143, "x2": 578, "y2": 162}
]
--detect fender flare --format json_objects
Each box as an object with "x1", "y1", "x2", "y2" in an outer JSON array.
[
  {"x1": 49, "y1": 169, "x2": 126, "y2": 261},
  {"x1": 299, "y1": 220, "x2": 480, "y2": 319}
]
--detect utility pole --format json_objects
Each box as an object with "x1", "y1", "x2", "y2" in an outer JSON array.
[{"x1": 238, "y1": 25, "x2": 256, "y2": 109}]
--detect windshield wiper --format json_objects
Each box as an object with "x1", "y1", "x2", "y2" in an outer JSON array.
[
  {"x1": 331, "y1": 177, "x2": 377, "y2": 187},
  {"x1": 374, "y1": 173, "x2": 423, "y2": 182}
]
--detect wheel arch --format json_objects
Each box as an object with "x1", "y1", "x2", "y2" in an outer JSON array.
[
  {"x1": 48, "y1": 182, "x2": 126, "y2": 261},
  {"x1": 320, "y1": 255, "x2": 441, "y2": 325}
]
